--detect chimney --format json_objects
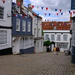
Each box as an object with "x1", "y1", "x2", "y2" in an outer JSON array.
[
  {"x1": 16, "y1": 0, "x2": 23, "y2": 6},
  {"x1": 70, "y1": 12, "x2": 72, "y2": 22}
]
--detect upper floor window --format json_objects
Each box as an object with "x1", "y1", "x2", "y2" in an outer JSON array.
[
  {"x1": 0, "y1": 6, "x2": 4, "y2": 19},
  {"x1": 0, "y1": 30, "x2": 7, "y2": 45},
  {"x1": 28, "y1": 21, "x2": 31, "y2": 32},
  {"x1": 16, "y1": 19, "x2": 20, "y2": 31},
  {"x1": 51, "y1": 34, "x2": 54, "y2": 41},
  {"x1": 22, "y1": 20, "x2": 26, "y2": 32},
  {"x1": 34, "y1": 17, "x2": 37, "y2": 24},
  {"x1": 57, "y1": 35, "x2": 61, "y2": 41},
  {"x1": 34, "y1": 28, "x2": 36, "y2": 35},
  {"x1": 63, "y1": 35, "x2": 67, "y2": 41},
  {"x1": 45, "y1": 34, "x2": 50, "y2": 40}
]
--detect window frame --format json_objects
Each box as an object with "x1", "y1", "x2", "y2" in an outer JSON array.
[
  {"x1": 16, "y1": 19, "x2": 20, "y2": 31},
  {"x1": 63, "y1": 34, "x2": 67, "y2": 41},
  {"x1": 0, "y1": 30, "x2": 7, "y2": 45},
  {"x1": 51, "y1": 34, "x2": 55, "y2": 41},
  {"x1": 27, "y1": 21, "x2": 31, "y2": 32},
  {"x1": 57, "y1": 34, "x2": 61, "y2": 41},
  {"x1": 0, "y1": 6, "x2": 4, "y2": 19},
  {"x1": 22, "y1": 20, "x2": 26, "y2": 32}
]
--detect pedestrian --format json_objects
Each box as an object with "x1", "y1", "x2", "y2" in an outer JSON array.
[
  {"x1": 56, "y1": 47, "x2": 60, "y2": 55},
  {"x1": 53, "y1": 47, "x2": 56, "y2": 54}
]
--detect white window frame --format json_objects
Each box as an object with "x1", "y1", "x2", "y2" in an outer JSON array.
[
  {"x1": 0, "y1": 6, "x2": 4, "y2": 19},
  {"x1": 57, "y1": 34, "x2": 61, "y2": 41},
  {"x1": 51, "y1": 34, "x2": 55, "y2": 41},
  {"x1": 63, "y1": 34, "x2": 67, "y2": 41},
  {"x1": 0, "y1": 30, "x2": 7, "y2": 45},
  {"x1": 16, "y1": 19, "x2": 20, "y2": 31},
  {"x1": 22, "y1": 20, "x2": 26, "y2": 32},
  {"x1": 28, "y1": 21, "x2": 31, "y2": 32}
]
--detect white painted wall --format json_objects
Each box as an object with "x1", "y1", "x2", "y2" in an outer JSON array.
[
  {"x1": 43, "y1": 30, "x2": 71, "y2": 52},
  {"x1": 0, "y1": 0, "x2": 12, "y2": 27}
]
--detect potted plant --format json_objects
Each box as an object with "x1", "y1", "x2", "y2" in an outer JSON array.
[{"x1": 44, "y1": 40, "x2": 51, "y2": 52}]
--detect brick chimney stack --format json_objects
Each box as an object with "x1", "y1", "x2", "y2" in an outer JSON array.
[
  {"x1": 70, "y1": 12, "x2": 72, "y2": 22},
  {"x1": 16, "y1": 0, "x2": 23, "y2": 6}
]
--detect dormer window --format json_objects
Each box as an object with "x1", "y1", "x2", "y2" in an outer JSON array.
[
  {"x1": 0, "y1": 6, "x2": 4, "y2": 19},
  {"x1": 54, "y1": 26, "x2": 57, "y2": 30}
]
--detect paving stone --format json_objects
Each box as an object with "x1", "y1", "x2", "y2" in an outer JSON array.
[{"x1": 0, "y1": 52, "x2": 75, "y2": 75}]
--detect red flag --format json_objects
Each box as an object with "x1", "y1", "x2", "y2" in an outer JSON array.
[
  {"x1": 32, "y1": 5, "x2": 34, "y2": 8},
  {"x1": 44, "y1": 13, "x2": 47, "y2": 15},
  {"x1": 2, "y1": 0, "x2": 5, "y2": 3},
  {"x1": 73, "y1": 11, "x2": 75, "y2": 14},
  {"x1": 46, "y1": 7, "x2": 48, "y2": 10},
  {"x1": 60, "y1": 9, "x2": 62, "y2": 12},
  {"x1": 56, "y1": 13, "x2": 59, "y2": 15},
  {"x1": 70, "y1": 12, "x2": 72, "y2": 15}
]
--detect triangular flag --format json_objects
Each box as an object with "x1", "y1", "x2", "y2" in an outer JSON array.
[
  {"x1": 32, "y1": 5, "x2": 34, "y2": 8},
  {"x1": 61, "y1": 13, "x2": 63, "y2": 15},
  {"x1": 56, "y1": 13, "x2": 59, "y2": 15},
  {"x1": 41, "y1": 7, "x2": 44, "y2": 10},
  {"x1": 55, "y1": 9, "x2": 57, "y2": 11},
  {"x1": 73, "y1": 11, "x2": 75, "y2": 14},
  {"x1": 60, "y1": 9, "x2": 62, "y2": 12},
  {"x1": 49, "y1": 13, "x2": 50, "y2": 16},
  {"x1": 46, "y1": 7, "x2": 48, "y2": 10},
  {"x1": 2, "y1": 0, "x2": 5, "y2": 3},
  {"x1": 44, "y1": 13, "x2": 47, "y2": 15}
]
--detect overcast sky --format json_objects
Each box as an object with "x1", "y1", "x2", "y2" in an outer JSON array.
[{"x1": 13, "y1": 0, "x2": 73, "y2": 22}]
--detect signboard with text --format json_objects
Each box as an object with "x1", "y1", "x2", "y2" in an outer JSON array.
[{"x1": 71, "y1": 0, "x2": 75, "y2": 10}]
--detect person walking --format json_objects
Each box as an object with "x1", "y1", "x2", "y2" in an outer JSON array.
[
  {"x1": 56, "y1": 47, "x2": 60, "y2": 55},
  {"x1": 53, "y1": 47, "x2": 56, "y2": 54}
]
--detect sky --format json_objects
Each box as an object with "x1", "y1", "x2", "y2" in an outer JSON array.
[{"x1": 12, "y1": 0, "x2": 74, "y2": 22}]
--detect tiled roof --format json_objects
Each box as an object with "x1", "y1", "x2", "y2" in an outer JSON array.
[{"x1": 42, "y1": 21, "x2": 71, "y2": 30}]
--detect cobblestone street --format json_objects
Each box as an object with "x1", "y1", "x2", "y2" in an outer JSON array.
[{"x1": 0, "y1": 52, "x2": 75, "y2": 75}]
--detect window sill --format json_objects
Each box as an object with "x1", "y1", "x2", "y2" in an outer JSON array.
[{"x1": 0, "y1": 43, "x2": 8, "y2": 47}]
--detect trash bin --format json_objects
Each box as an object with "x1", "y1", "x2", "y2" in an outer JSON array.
[{"x1": 65, "y1": 50, "x2": 70, "y2": 55}]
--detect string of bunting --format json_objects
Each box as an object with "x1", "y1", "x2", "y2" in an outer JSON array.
[{"x1": 30, "y1": 5, "x2": 75, "y2": 16}]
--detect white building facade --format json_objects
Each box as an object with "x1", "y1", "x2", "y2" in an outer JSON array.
[
  {"x1": 44, "y1": 30, "x2": 71, "y2": 52},
  {"x1": 27, "y1": 5, "x2": 44, "y2": 53},
  {"x1": 0, "y1": 0, "x2": 12, "y2": 54}
]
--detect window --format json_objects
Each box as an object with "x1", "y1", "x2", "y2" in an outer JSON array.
[
  {"x1": 45, "y1": 34, "x2": 49, "y2": 40},
  {"x1": 0, "y1": 30, "x2": 7, "y2": 44},
  {"x1": 34, "y1": 28, "x2": 36, "y2": 35},
  {"x1": 34, "y1": 17, "x2": 37, "y2": 24},
  {"x1": 51, "y1": 34, "x2": 54, "y2": 41},
  {"x1": 38, "y1": 29, "x2": 40, "y2": 36},
  {"x1": 20, "y1": 37, "x2": 29, "y2": 49},
  {"x1": 22, "y1": 20, "x2": 26, "y2": 32},
  {"x1": 30, "y1": 37, "x2": 34, "y2": 46},
  {"x1": 57, "y1": 43, "x2": 68, "y2": 49},
  {"x1": 28, "y1": 21, "x2": 31, "y2": 32},
  {"x1": 37, "y1": 42, "x2": 39, "y2": 47},
  {"x1": 0, "y1": 6, "x2": 4, "y2": 19},
  {"x1": 57, "y1": 35, "x2": 61, "y2": 41},
  {"x1": 63, "y1": 35, "x2": 67, "y2": 41},
  {"x1": 16, "y1": 19, "x2": 20, "y2": 31}
]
